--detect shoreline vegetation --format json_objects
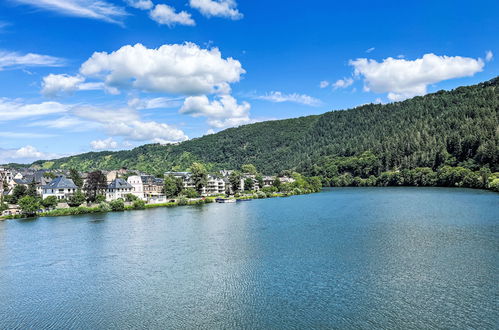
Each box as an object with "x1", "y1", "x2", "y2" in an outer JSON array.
[{"x1": 0, "y1": 191, "x2": 314, "y2": 221}]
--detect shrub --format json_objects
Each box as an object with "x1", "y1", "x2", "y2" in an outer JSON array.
[
  {"x1": 95, "y1": 194, "x2": 106, "y2": 203},
  {"x1": 98, "y1": 202, "x2": 111, "y2": 212},
  {"x1": 125, "y1": 194, "x2": 138, "y2": 202},
  {"x1": 256, "y1": 191, "x2": 267, "y2": 199},
  {"x1": 18, "y1": 196, "x2": 40, "y2": 217},
  {"x1": 181, "y1": 188, "x2": 199, "y2": 198},
  {"x1": 109, "y1": 199, "x2": 125, "y2": 211},
  {"x1": 67, "y1": 190, "x2": 86, "y2": 207},
  {"x1": 42, "y1": 196, "x2": 58, "y2": 208},
  {"x1": 132, "y1": 199, "x2": 146, "y2": 209},
  {"x1": 178, "y1": 196, "x2": 189, "y2": 206}
]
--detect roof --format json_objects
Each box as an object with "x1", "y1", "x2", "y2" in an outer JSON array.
[
  {"x1": 108, "y1": 178, "x2": 133, "y2": 189},
  {"x1": 43, "y1": 176, "x2": 78, "y2": 189}
]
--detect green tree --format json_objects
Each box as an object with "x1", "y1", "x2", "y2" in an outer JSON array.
[
  {"x1": 241, "y1": 164, "x2": 257, "y2": 175},
  {"x1": 42, "y1": 196, "x2": 58, "y2": 208},
  {"x1": 229, "y1": 171, "x2": 242, "y2": 192},
  {"x1": 11, "y1": 185, "x2": 27, "y2": 204},
  {"x1": 69, "y1": 168, "x2": 84, "y2": 188},
  {"x1": 190, "y1": 162, "x2": 208, "y2": 194},
  {"x1": 26, "y1": 179, "x2": 38, "y2": 198},
  {"x1": 18, "y1": 196, "x2": 40, "y2": 217},
  {"x1": 244, "y1": 177, "x2": 254, "y2": 191},
  {"x1": 84, "y1": 170, "x2": 107, "y2": 202},
  {"x1": 164, "y1": 175, "x2": 183, "y2": 198},
  {"x1": 67, "y1": 190, "x2": 86, "y2": 207}
]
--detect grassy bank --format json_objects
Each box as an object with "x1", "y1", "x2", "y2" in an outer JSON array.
[{"x1": 1, "y1": 189, "x2": 315, "y2": 220}]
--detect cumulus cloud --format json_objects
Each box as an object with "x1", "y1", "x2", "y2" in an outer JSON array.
[
  {"x1": 72, "y1": 43, "x2": 244, "y2": 96},
  {"x1": 90, "y1": 137, "x2": 119, "y2": 150},
  {"x1": 319, "y1": 80, "x2": 330, "y2": 88},
  {"x1": 0, "y1": 50, "x2": 65, "y2": 70},
  {"x1": 125, "y1": 0, "x2": 153, "y2": 10},
  {"x1": 332, "y1": 78, "x2": 354, "y2": 89},
  {"x1": 149, "y1": 4, "x2": 195, "y2": 27},
  {"x1": 41, "y1": 74, "x2": 85, "y2": 96},
  {"x1": 349, "y1": 53, "x2": 485, "y2": 101},
  {"x1": 366, "y1": 47, "x2": 375, "y2": 53},
  {"x1": 181, "y1": 94, "x2": 251, "y2": 128},
  {"x1": 255, "y1": 91, "x2": 322, "y2": 106},
  {"x1": 189, "y1": 0, "x2": 243, "y2": 20},
  {"x1": 41, "y1": 73, "x2": 119, "y2": 97},
  {"x1": 74, "y1": 105, "x2": 188, "y2": 142},
  {"x1": 0, "y1": 98, "x2": 69, "y2": 121},
  {"x1": 485, "y1": 50, "x2": 493, "y2": 62},
  {"x1": 12, "y1": 0, "x2": 127, "y2": 24},
  {"x1": 0, "y1": 145, "x2": 59, "y2": 164}
]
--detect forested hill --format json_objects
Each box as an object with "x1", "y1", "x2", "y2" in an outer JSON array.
[{"x1": 32, "y1": 76, "x2": 498, "y2": 175}]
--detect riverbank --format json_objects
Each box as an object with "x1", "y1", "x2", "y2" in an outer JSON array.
[{"x1": 0, "y1": 191, "x2": 296, "y2": 221}]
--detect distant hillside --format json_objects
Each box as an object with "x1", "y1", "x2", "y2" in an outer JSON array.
[{"x1": 32, "y1": 77, "x2": 499, "y2": 175}]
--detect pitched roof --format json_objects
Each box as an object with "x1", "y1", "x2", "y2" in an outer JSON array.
[
  {"x1": 108, "y1": 178, "x2": 133, "y2": 189},
  {"x1": 43, "y1": 176, "x2": 78, "y2": 190}
]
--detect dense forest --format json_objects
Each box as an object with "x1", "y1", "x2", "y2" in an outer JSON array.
[{"x1": 29, "y1": 76, "x2": 499, "y2": 189}]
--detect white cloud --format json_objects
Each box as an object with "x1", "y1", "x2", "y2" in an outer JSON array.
[
  {"x1": 73, "y1": 105, "x2": 188, "y2": 142},
  {"x1": 349, "y1": 53, "x2": 485, "y2": 101},
  {"x1": 485, "y1": 50, "x2": 493, "y2": 62},
  {"x1": 189, "y1": 0, "x2": 243, "y2": 20},
  {"x1": 41, "y1": 74, "x2": 85, "y2": 96},
  {"x1": 106, "y1": 120, "x2": 188, "y2": 142},
  {"x1": 90, "y1": 137, "x2": 119, "y2": 150},
  {"x1": 332, "y1": 77, "x2": 354, "y2": 89},
  {"x1": 366, "y1": 47, "x2": 375, "y2": 53},
  {"x1": 41, "y1": 74, "x2": 119, "y2": 97},
  {"x1": 128, "y1": 97, "x2": 183, "y2": 109},
  {"x1": 0, "y1": 145, "x2": 59, "y2": 164},
  {"x1": 149, "y1": 4, "x2": 195, "y2": 27},
  {"x1": 125, "y1": 0, "x2": 153, "y2": 10},
  {"x1": 13, "y1": 0, "x2": 127, "y2": 24},
  {"x1": 319, "y1": 80, "x2": 329, "y2": 88},
  {"x1": 75, "y1": 42, "x2": 244, "y2": 95},
  {"x1": 180, "y1": 94, "x2": 251, "y2": 128},
  {"x1": 0, "y1": 50, "x2": 65, "y2": 70},
  {"x1": 0, "y1": 98, "x2": 69, "y2": 121},
  {"x1": 255, "y1": 91, "x2": 322, "y2": 106}
]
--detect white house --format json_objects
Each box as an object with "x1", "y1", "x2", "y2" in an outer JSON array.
[
  {"x1": 42, "y1": 176, "x2": 78, "y2": 200},
  {"x1": 106, "y1": 178, "x2": 134, "y2": 201},
  {"x1": 127, "y1": 175, "x2": 145, "y2": 200}
]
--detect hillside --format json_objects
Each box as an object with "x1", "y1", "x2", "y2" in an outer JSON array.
[{"x1": 32, "y1": 77, "x2": 499, "y2": 175}]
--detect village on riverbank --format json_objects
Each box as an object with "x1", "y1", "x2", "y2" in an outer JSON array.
[{"x1": 0, "y1": 163, "x2": 322, "y2": 220}]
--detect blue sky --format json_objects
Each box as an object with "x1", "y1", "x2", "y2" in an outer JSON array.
[{"x1": 0, "y1": 0, "x2": 497, "y2": 164}]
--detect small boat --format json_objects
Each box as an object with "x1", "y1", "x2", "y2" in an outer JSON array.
[{"x1": 215, "y1": 198, "x2": 236, "y2": 203}]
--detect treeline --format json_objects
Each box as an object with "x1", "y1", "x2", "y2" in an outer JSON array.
[{"x1": 30, "y1": 76, "x2": 498, "y2": 188}]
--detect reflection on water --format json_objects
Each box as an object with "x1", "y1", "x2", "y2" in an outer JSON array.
[{"x1": 0, "y1": 187, "x2": 497, "y2": 329}]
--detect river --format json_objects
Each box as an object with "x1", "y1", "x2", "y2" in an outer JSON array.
[{"x1": 0, "y1": 187, "x2": 497, "y2": 329}]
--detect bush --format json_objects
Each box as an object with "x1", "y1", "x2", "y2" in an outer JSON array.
[
  {"x1": 98, "y1": 202, "x2": 111, "y2": 212},
  {"x1": 132, "y1": 199, "x2": 146, "y2": 209},
  {"x1": 178, "y1": 196, "x2": 189, "y2": 206},
  {"x1": 67, "y1": 190, "x2": 86, "y2": 207},
  {"x1": 95, "y1": 194, "x2": 106, "y2": 203},
  {"x1": 256, "y1": 191, "x2": 267, "y2": 199},
  {"x1": 42, "y1": 196, "x2": 58, "y2": 208},
  {"x1": 181, "y1": 188, "x2": 199, "y2": 198},
  {"x1": 125, "y1": 194, "x2": 138, "y2": 202},
  {"x1": 109, "y1": 199, "x2": 125, "y2": 211}
]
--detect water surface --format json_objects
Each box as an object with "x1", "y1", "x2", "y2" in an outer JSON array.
[{"x1": 0, "y1": 187, "x2": 498, "y2": 329}]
